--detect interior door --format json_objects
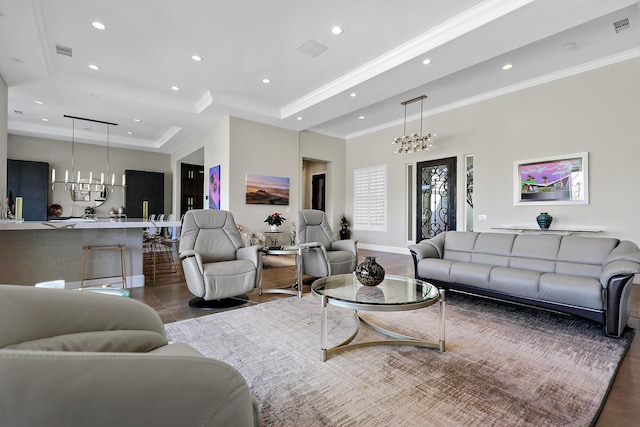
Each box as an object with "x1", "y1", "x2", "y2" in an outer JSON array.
[
  {"x1": 416, "y1": 157, "x2": 457, "y2": 241},
  {"x1": 311, "y1": 173, "x2": 326, "y2": 211},
  {"x1": 180, "y1": 163, "x2": 204, "y2": 215}
]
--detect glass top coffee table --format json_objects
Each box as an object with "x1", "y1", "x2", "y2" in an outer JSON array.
[{"x1": 311, "y1": 274, "x2": 445, "y2": 361}]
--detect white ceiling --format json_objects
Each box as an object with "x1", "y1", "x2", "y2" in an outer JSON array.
[{"x1": 1, "y1": 0, "x2": 639, "y2": 154}]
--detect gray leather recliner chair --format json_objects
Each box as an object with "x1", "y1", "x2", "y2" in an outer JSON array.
[
  {"x1": 296, "y1": 209, "x2": 358, "y2": 278},
  {"x1": 179, "y1": 209, "x2": 263, "y2": 308},
  {"x1": 0, "y1": 285, "x2": 260, "y2": 427}
]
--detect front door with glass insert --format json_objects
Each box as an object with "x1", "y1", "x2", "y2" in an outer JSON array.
[{"x1": 416, "y1": 157, "x2": 457, "y2": 241}]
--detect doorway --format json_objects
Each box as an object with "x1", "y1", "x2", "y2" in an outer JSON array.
[
  {"x1": 416, "y1": 157, "x2": 457, "y2": 241},
  {"x1": 302, "y1": 159, "x2": 328, "y2": 210},
  {"x1": 180, "y1": 163, "x2": 204, "y2": 216},
  {"x1": 312, "y1": 173, "x2": 326, "y2": 211}
]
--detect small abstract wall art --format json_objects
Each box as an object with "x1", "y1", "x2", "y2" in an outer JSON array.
[
  {"x1": 209, "y1": 165, "x2": 221, "y2": 209},
  {"x1": 514, "y1": 152, "x2": 588, "y2": 205},
  {"x1": 246, "y1": 174, "x2": 290, "y2": 205}
]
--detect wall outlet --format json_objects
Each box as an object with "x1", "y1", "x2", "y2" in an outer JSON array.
[{"x1": 478, "y1": 214, "x2": 487, "y2": 221}]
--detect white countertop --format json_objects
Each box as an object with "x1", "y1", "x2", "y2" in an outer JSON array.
[{"x1": 0, "y1": 218, "x2": 182, "y2": 231}]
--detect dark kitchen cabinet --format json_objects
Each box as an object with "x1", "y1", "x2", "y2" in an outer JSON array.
[
  {"x1": 7, "y1": 159, "x2": 49, "y2": 221},
  {"x1": 124, "y1": 170, "x2": 164, "y2": 218}
]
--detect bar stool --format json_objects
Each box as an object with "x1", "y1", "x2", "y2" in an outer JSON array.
[{"x1": 81, "y1": 245, "x2": 127, "y2": 288}]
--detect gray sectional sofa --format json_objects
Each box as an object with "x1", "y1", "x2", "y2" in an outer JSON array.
[{"x1": 409, "y1": 231, "x2": 640, "y2": 337}]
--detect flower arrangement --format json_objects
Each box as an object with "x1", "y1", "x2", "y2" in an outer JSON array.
[
  {"x1": 264, "y1": 212, "x2": 286, "y2": 227},
  {"x1": 340, "y1": 215, "x2": 350, "y2": 228}
]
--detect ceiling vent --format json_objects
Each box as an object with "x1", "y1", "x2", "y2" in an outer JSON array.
[
  {"x1": 55, "y1": 44, "x2": 72, "y2": 57},
  {"x1": 613, "y1": 18, "x2": 630, "y2": 34},
  {"x1": 297, "y1": 39, "x2": 328, "y2": 58}
]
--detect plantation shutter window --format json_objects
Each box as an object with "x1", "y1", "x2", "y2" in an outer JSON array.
[{"x1": 353, "y1": 165, "x2": 387, "y2": 231}]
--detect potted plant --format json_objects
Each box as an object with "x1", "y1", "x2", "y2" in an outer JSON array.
[
  {"x1": 264, "y1": 212, "x2": 286, "y2": 231},
  {"x1": 339, "y1": 215, "x2": 351, "y2": 240}
]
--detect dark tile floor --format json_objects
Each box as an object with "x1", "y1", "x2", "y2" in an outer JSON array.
[{"x1": 131, "y1": 248, "x2": 640, "y2": 425}]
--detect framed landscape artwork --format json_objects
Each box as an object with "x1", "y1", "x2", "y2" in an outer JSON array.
[
  {"x1": 514, "y1": 152, "x2": 588, "y2": 206},
  {"x1": 209, "y1": 165, "x2": 220, "y2": 209},
  {"x1": 246, "y1": 174, "x2": 290, "y2": 205}
]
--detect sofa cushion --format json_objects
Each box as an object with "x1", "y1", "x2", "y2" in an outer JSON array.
[
  {"x1": 556, "y1": 236, "x2": 619, "y2": 279},
  {"x1": 417, "y1": 258, "x2": 455, "y2": 282},
  {"x1": 473, "y1": 233, "x2": 516, "y2": 256},
  {"x1": 539, "y1": 274, "x2": 603, "y2": 310},
  {"x1": 510, "y1": 234, "x2": 561, "y2": 272},
  {"x1": 489, "y1": 267, "x2": 541, "y2": 298},
  {"x1": 450, "y1": 262, "x2": 493, "y2": 289},
  {"x1": 443, "y1": 232, "x2": 478, "y2": 262}
]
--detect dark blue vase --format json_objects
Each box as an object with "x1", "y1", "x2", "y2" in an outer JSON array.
[{"x1": 536, "y1": 212, "x2": 553, "y2": 229}]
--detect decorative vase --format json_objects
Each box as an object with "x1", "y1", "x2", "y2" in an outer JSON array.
[
  {"x1": 536, "y1": 212, "x2": 553, "y2": 229},
  {"x1": 270, "y1": 224, "x2": 279, "y2": 231},
  {"x1": 355, "y1": 256, "x2": 386, "y2": 286},
  {"x1": 339, "y1": 225, "x2": 351, "y2": 240}
]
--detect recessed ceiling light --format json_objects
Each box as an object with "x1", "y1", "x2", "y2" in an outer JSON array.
[
  {"x1": 262, "y1": 78, "x2": 271, "y2": 84},
  {"x1": 34, "y1": 100, "x2": 44, "y2": 105},
  {"x1": 297, "y1": 117, "x2": 303, "y2": 121},
  {"x1": 133, "y1": 118, "x2": 141, "y2": 122},
  {"x1": 127, "y1": 131, "x2": 133, "y2": 135},
  {"x1": 358, "y1": 116, "x2": 365, "y2": 120},
  {"x1": 92, "y1": 21, "x2": 106, "y2": 30},
  {"x1": 563, "y1": 42, "x2": 577, "y2": 51},
  {"x1": 171, "y1": 86, "x2": 180, "y2": 91},
  {"x1": 422, "y1": 58, "x2": 432, "y2": 65},
  {"x1": 41, "y1": 118, "x2": 49, "y2": 122},
  {"x1": 502, "y1": 64, "x2": 513, "y2": 70},
  {"x1": 331, "y1": 26, "x2": 343, "y2": 35},
  {"x1": 89, "y1": 64, "x2": 100, "y2": 70},
  {"x1": 191, "y1": 55, "x2": 203, "y2": 62},
  {"x1": 350, "y1": 92, "x2": 357, "y2": 97}
]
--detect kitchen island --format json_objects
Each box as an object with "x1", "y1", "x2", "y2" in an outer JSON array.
[{"x1": 0, "y1": 218, "x2": 181, "y2": 287}]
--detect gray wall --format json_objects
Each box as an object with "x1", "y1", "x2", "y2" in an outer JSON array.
[
  {"x1": 171, "y1": 116, "x2": 348, "y2": 235},
  {"x1": 228, "y1": 117, "x2": 300, "y2": 232},
  {"x1": 347, "y1": 58, "x2": 640, "y2": 250}
]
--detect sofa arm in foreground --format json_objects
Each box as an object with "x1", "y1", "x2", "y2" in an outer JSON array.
[
  {"x1": 0, "y1": 347, "x2": 257, "y2": 427},
  {"x1": 0, "y1": 285, "x2": 260, "y2": 427}
]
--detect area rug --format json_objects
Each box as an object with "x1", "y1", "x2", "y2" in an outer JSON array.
[{"x1": 164, "y1": 291, "x2": 633, "y2": 426}]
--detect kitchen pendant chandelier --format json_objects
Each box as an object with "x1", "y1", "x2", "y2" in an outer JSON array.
[
  {"x1": 391, "y1": 95, "x2": 436, "y2": 154},
  {"x1": 51, "y1": 115, "x2": 125, "y2": 192}
]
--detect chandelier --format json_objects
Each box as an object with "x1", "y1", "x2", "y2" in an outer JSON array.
[
  {"x1": 391, "y1": 95, "x2": 436, "y2": 154},
  {"x1": 51, "y1": 115, "x2": 125, "y2": 192}
]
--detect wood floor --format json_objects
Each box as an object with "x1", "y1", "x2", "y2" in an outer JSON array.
[{"x1": 132, "y1": 247, "x2": 639, "y2": 426}]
